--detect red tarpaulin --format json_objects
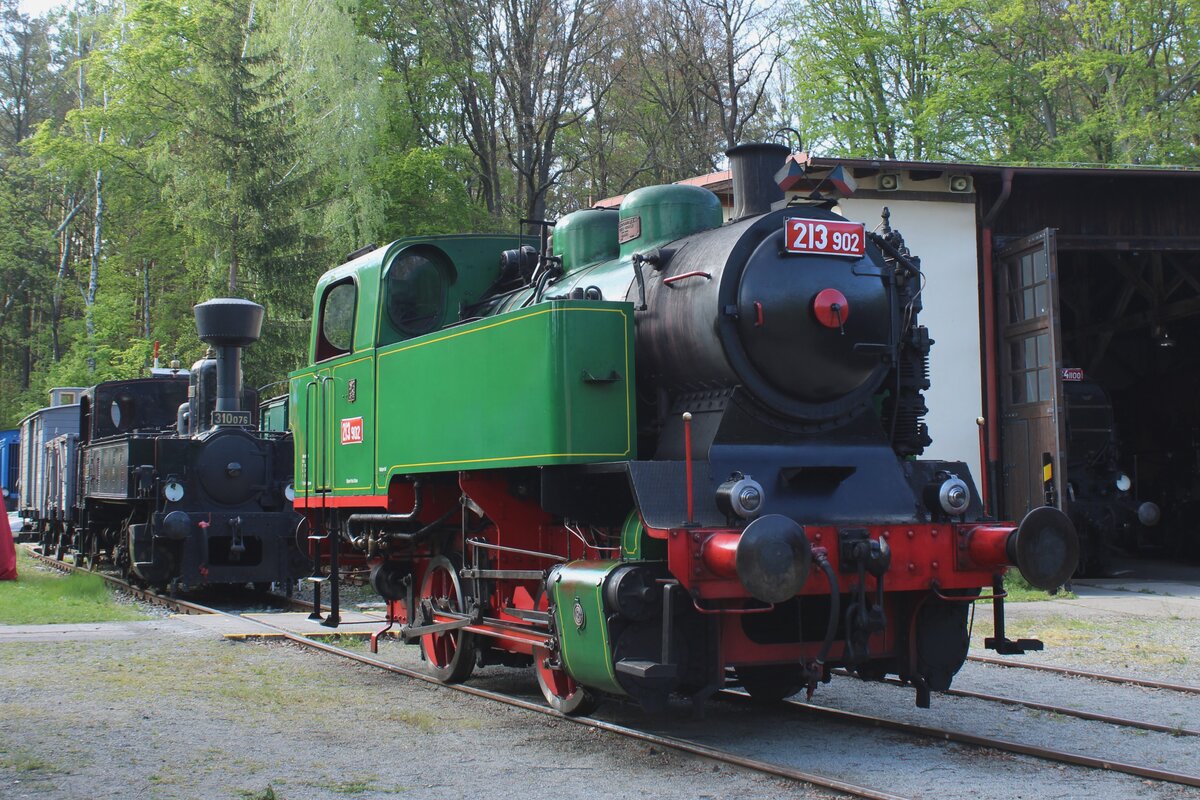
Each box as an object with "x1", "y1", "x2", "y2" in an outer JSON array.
[{"x1": 0, "y1": 511, "x2": 16, "y2": 580}]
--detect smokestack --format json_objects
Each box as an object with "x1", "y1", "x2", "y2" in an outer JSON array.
[
  {"x1": 727, "y1": 142, "x2": 791, "y2": 220},
  {"x1": 193, "y1": 298, "x2": 264, "y2": 413}
]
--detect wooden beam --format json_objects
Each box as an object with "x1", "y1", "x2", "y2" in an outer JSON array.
[
  {"x1": 1072, "y1": 294, "x2": 1200, "y2": 338},
  {"x1": 1165, "y1": 253, "x2": 1200, "y2": 297},
  {"x1": 1106, "y1": 253, "x2": 1157, "y2": 304}
]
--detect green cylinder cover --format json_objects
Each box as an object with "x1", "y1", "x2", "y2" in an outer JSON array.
[
  {"x1": 617, "y1": 184, "x2": 723, "y2": 258},
  {"x1": 554, "y1": 208, "x2": 619, "y2": 274},
  {"x1": 548, "y1": 560, "x2": 625, "y2": 695}
]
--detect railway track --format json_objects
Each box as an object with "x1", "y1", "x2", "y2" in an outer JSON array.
[
  {"x1": 828, "y1": 668, "x2": 1200, "y2": 737},
  {"x1": 717, "y1": 691, "x2": 1200, "y2": 789},
  {"x1": 21, "y1": 544, "x2": 1200, "y2": 798},
  {"x1": 967, "y1": 653, "x2": 1200, "y2": 695}
]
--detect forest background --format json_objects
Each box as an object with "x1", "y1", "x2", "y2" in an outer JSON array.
[{"x1": 0, "y1": 0, "x2": 1196, "y2": 425}]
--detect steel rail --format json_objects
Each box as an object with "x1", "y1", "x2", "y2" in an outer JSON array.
[
  {"x1": 944, "y1": 686, "x2": 1200, "y2": 737},
  {"x1": 22, "y1": 545, "x2": 908, "y2": 800},
  {"x1": 968, "y1": 654, "x2": 1200, "y2": 695},
  {"x1": 720, "y1": 691, "x2": 1200, "y2": 789},
  {"x1": 830, "y1": 669, "x2": 1200, "y2": 737}
]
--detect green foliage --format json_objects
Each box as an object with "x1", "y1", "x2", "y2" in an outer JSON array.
[
  {"x1": 236, "y1": 787, "x2": 278, "y2": 800},
  {"x1": 788, "y1": 0, "x2": 994, "y2": 160},
  {"x1": 98, "y1": 0, "x2": 321, "y2": 298},
  {"x1": 378, "y1": 146, "x2": 494, "y2": 236},
  {"x1": 788, "y1": 0, "x2": 1200, "y2": 165},
  {"x1": 261, "y1": 0, "x2": 388, "y2": 257}
]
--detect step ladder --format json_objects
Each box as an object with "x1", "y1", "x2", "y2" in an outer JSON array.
[{"x1": 305, "y1": 530, "x2": 341, "y2": 627}]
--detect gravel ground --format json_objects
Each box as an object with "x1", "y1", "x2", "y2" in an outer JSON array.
[
  {"x1": 5, "y1": 529, "x2": 1200, "y2": 800},
  {"x1": 0, "y1": 624, "x2": 815, "y2": 800},
  {"x1": 976, "y1": 582, "x2": 1200, "y2": 687},
  {"x1": 359, "y1": 618, "x2": 1200, "y2": 800}
]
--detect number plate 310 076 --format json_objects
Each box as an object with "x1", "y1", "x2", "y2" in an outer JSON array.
[{"x1": 784, "y1": 218, "x2": 866, "y2": 258}]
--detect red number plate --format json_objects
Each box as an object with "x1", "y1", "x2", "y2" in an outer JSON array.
[
  {"x1": 784, "y1": 218, "x2": 866, "y2": 258},
  {"x1": 340, "y1": 416, "x2": 364, "y2": 445}
]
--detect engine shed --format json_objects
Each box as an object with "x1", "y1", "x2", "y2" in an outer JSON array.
[{"x1": 601, "y1": 160, "x2": 1200, "y2": 568}]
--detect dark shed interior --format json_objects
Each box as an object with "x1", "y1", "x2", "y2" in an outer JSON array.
[{"x1": 981, "y1": 169, "x2": 1200, "y2": 567}]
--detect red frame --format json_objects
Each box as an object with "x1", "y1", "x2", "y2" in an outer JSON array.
[{"x1": 304, "y1": 478, "x2": 1012, "y2": 674}]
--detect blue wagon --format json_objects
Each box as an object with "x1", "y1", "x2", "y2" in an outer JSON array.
[{"x1": 0, "y1": 429, "x2": 17, "y2": 513}]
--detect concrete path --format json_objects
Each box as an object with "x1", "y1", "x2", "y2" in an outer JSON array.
[
  {"x1": 0, "y1": 619, "x2": 187, "y2": 642},
  {"x1": 174, "y1": 609, "x2": 384, "y2": 638},
  {"x1": 1051, "y1": 578, "x2": 1200, "y2": 619}
]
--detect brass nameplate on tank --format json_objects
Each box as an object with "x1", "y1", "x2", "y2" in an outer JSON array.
[
  {"x1": 618, "y1": 215, "x2": 641, "y2": 244},
  {"x1": 212, "y1": 410, "x2": 251, "y2": 426}
]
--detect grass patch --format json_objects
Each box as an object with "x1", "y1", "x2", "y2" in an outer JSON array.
[
  {"x1": 0, "y1": 753, "x2": 52, "y2": 773},
  {"x1": 316, "y1": 633, "x2": 372, "y2": 651},
  {"x1": 330, "y1": 781, "x2": 373, "y2": 795},
  {"x1": 975, "y1": 571, "x2": 1077, "y2": 604},
  {"x1": 970, "y1": 610, "x2": 1195, "y2": 667},
  {"x1": 309, "y1": 778, "x2": 409, "y2": 795},
  {"x1": 385, "y1": 708, "x2": 441, "y2": 732},
  {"x1": 237, "y1": 788, "x2": 279, "y2": 800},
  {"x1": 0, "y1": 548, "x2": 152, "y2": 624}
]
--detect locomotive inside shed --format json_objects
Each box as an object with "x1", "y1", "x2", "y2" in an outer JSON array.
[
  {"x1": 1054, "y1": 245, "x2": 1200, "y2": 567},
  {"x1": 980, "y1": 165, "x2": 1200, "y2": 576}
]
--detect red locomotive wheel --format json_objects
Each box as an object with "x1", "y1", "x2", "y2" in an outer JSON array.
[
  {"x1": 533, "y1": 646, "x2": 599, "y2": 716},
  {"x1": 417, "y1": 556, "x2": 476, "y2": 684}
]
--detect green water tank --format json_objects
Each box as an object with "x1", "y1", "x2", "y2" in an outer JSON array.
[
  {"x1": 554, "y1": 208, "x2": 620, "y2": 275},
  {"x1": 617, "y1": 185, "x2": 723, "y2": 259}
]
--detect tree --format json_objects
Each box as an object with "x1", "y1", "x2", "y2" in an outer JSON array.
[
  {"x1": 787, "y1": 0, "x2": 979, "y2": 160},
  {"x1": 262, "y1": 0, "x2": 387, "y2": 257},
  {"x1": 668, "y1": 0, "x2": 782, "y2": 150},
  {"x1": 488, "y1": 0, "x2": 616, "y2": 221},
  {"x1": 0, "y1": 0, "x2": 57, "y2": 153},
  {"x1": 787, "y1": 0, "x2": 1200, "y2": 165}
]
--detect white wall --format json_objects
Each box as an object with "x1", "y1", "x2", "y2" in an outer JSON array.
[{"x1": 838, "y1": 198, "x2": 984, "y2": 482}]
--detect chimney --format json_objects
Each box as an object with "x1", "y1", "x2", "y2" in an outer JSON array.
[
  {"x1": 726, "y1": 142, "x2": 791, "y2": 220},
  {"x1": 193, "y1": 298, "x2": 264, "y2": 414}
]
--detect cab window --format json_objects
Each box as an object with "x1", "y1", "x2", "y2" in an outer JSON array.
[
  {"x1": 110, "y1": 393, "x2": 135, "y2": 431},
  {"x1": 316, "y1": 280, "x2": 356, "y2": 361},
  {"x1": 384, "y1": 249, "x2": 450, "y2": 341}
]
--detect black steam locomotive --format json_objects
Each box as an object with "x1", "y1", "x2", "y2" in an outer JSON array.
[
  {"x1": 38, "y1": 298, "x2": 307, "y2": 591},
  {"x1": 1063, "y1": 377, "x2": 1160, "y2": 574}
]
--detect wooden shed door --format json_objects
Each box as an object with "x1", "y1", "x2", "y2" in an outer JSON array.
[{"x1": 998, "y1": 229, "x2": 1068, "y2": 520}]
